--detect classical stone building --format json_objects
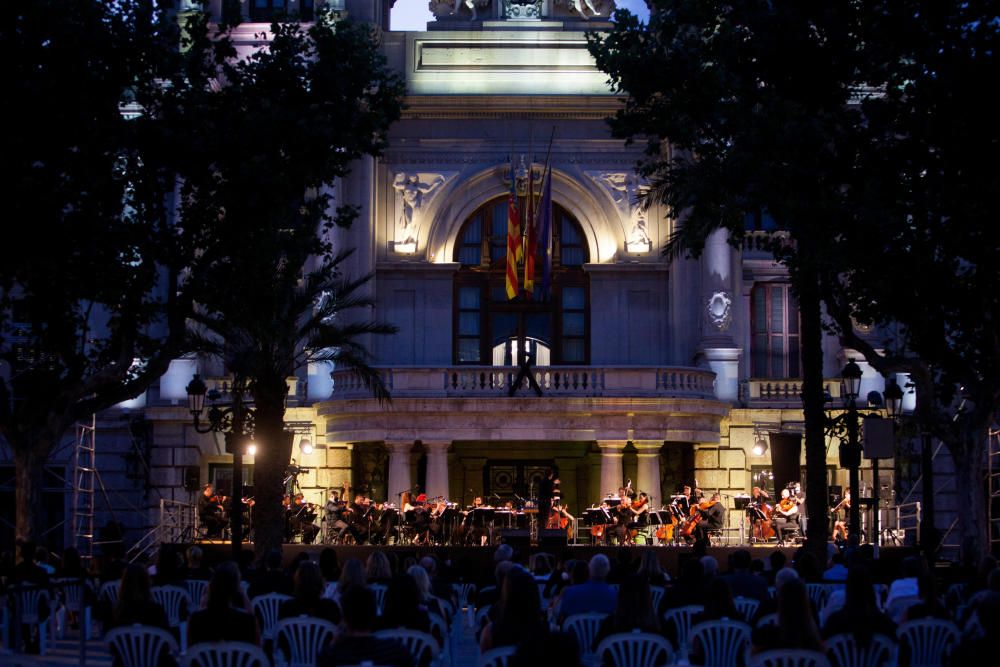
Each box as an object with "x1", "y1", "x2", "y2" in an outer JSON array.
[{"x1": 3, "y1": 0, "x2": 952, "y2": 554}]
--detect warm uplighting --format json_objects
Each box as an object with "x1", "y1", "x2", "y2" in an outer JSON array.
[
  {"x1": 246, "y1": 441, "x2": 257, "y2": 457},
  {"x1": 752, "y1": 436, "x2": 768, "y2": 457},
  {"x1": 300, "y1": 435, "x2": 314, "y2": 455}
]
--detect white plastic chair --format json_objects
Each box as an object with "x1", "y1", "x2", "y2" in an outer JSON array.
[
  {"x1": 185, "y1": 640, "x2": 271, "y2": 667},
  {"x1": 53, "y1": 577, "x2": 93, "y2": 640},
  {"x1": 805, "y1": 583, "x2": 829, "y2": 612},
  {"x1": 756, "y1": 612, "x2": 779, "y2": 628},
  {"x1": 897, "y1": 619, "x2": 959, "y2": 667},
  {"x1": 689, "y1": 619, "x2": 751, "y2": 667},
  {"x1": 885, "y1": 595, "x2": 922, "y2": 624},
  {"x1": 476, "y1": 604, "x2": 492, "y2": 629},
  {"x1": 322, "y1": 581, "x2": 338, "y2": 600},
  {"x1": 434, "y1": 596, "x2": 456, "y2": 620},
  {"x1": 478, "y1": 585, "x2": 497, "y2": 603},
  {"x1": 825, "y1": 633, "x2": 897, "y2": 667},
  {"x1": 374, "y1": 628, "x2": 439, "y2": 666},
  {"x1": 251, "y1": 592, "x2": 292, "y2": 644},
  {"x1": 15, "y1": 586, "x2": 52, "y2": 655},
  {"x1": 185, "y1": 579, "x2": 209, "y2": 611},
  {"x1": 663, "y1": 604, "x2": 703, "y2": 660},
  {"x1": 370, "y1": 583, "x2": 388, "y2": 615},
  {"x1": 649, "y1": 586, "x2": 665, "y2": 612},
  {"x1": 151, "y1": 585, "x2": 191, "y2": 654},
  {"x1": 750, "y1": 648, "x2": 831, "y2": 667},
  {"x1": 734, "y1": 596, "x2": 760, "y2": 624},
  {"x1": 454, "y1": 582, "x2": 476, "y2": 607},
  {"x1": 429, "y1": 610, "x2": 450, "y2": 647},
  {"x1": 478, "y1": 644, "x2": 517, "y2": 667},
  {"x1": 100, "y1": 579, "x2": 120, "y2": 608},
  {"x1": 595, "y1": 630, "x2": 674, "y2": 667},
  {"x1": 275, "y1": 615, "x2": 337, "y2": 667},
  {"x1": 106, "y1": 623, "x2": 179, "y2": 667},
  {"x1": 562, "y1": 612, "x2": 609, "y2": 661}
]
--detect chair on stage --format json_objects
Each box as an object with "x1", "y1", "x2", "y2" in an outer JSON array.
[
  {"x1": 562, "y1": 612, "x2": 609, "y2": 665},
  {"x1": 824, "y1": 633, "x2": 897, "y2": 667},
  {"x1": 662, "y1": 604, "x2": 703, "y2": 662},
  {"x1": 594, "y1": 630, "x2": 674, "y2": 667},
  {"x1": 151, "y1": 585, "x2": 191, "y2": 654},
  {"x1": 185, "y1": 640, "x2": 271, "y2": 667},
  {"x1": 734, "y1": 596, "x2": 760, "y2": 625},
  {"x1": 478, "y1": 645, "x2": 517, "y2": 667},
  {"x1": 185, "y1": 579, "x2": 210, "y2": 611},
  {"x1": 274, "y1": 616, "x2": 337, "y2": 667},
  {"x1": 896, "y1": 619, "x2": 959, "y2": 667},
  {"x1": 689, "y1": 619, "x2": 751, "y2": 667},
  {"x1": 106, "y1": 624, "x2": 179, "y2": 667},
  {"x1": 374, "y1": 628, "x2": 440, "y2": 667},
  {"x1": 749, "y1": 649, "x2": 831, "y2": 667},
  {"x1": 251, "y1": 592, "x2": 292, "y2": 646}
]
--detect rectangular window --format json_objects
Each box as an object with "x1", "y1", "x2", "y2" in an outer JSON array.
[
  {"x1": 457, "y1": 286, "x2": 482, "y2": 363},
  {"x1": 560, "y1": 286, "x2": 586, "y2": 363},
  {"x1": 751, "y1": 283, "x2": 801, "y2": 378},
  {"x1": 209, "y1": 463, "x2": 255, "y2": 497}
]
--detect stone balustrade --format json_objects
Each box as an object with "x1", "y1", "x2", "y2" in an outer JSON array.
[
  {"x1": 328, "y1": 365, "x2": 718, "y2": 400},
  {"x1": 743, "y1": 379, "x2": 842, "y2": 405}
]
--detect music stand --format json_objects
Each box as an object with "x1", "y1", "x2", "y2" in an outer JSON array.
[{"x1": 733, "y1": 495, "x2": 751, "y2": 510}]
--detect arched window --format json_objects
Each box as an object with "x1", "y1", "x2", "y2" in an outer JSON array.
[{"x1": 453, "y1": 198, "x2": 589, "y2": 366}]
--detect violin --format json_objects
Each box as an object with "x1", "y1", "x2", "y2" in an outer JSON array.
[
  {"x1": 778, "y1": 496, "x2": 797, "y2": 515},
  {"x1": 631, "y1": 496, "x2": 649, "y2": 511}
]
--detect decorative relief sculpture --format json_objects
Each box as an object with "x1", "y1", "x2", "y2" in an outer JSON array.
[
  {"x1": 503, "y1": 0, "x2": 543, "y2": 19},
  {"x1": 706, "y1": 291, "x2": 734, "y2": 331},
  {"x1": 392, "y1": 172, "x2": 449, "y2": 253},
  {"x1": 587, "y1": 171, "x2": 652, "y2": 253},
  {"x1": 555, "y1": 0, "x2": 606, "y2": 20}
]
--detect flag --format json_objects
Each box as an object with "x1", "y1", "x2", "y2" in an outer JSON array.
[
  {"x1": 504, "y1": 159, "x2": 522, "y2": 300},
  {"x1": 522, "y1": 164, "x2": 537, "y2": 298},
  {"x1": 536, "y1": 164, "x2": 554, "y2": 300}
]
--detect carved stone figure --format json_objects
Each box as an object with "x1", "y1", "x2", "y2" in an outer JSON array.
[
  {"x1": 430, "y1": 0, "x2": 489, "y2": 19},
  {"x1": 706, "y1": 291, "x2": 734, "y2": 331},
  {"x1": 626, "y1": 216, "x2": 651, "y2": 253},
  {"x1": 555, "y1": 0, "x2": 608, "y2": 19},
  {"x1": 393, "y1": 173, "x2": 446, "y2": 249}
]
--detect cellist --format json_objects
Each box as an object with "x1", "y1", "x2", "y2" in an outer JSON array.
[{"x1": 693, "y1": 493, "x2": 725, "y2": 544}]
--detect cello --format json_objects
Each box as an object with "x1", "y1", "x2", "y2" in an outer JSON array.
[{"x1": 679, "y1": 499, "x2": 718, "y2": 539}]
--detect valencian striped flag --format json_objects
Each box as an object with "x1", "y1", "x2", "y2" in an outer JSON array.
[{"x1": 504, "y1": 158, "x2": 522, "y2": 299}]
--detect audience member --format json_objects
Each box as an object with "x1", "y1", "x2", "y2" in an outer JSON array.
[
  {"x1": 110, "y1": 563, "x2": 169, "y2": 630},
  {"x1": 188, "y1": 562, "x2": 258, "y2": 646},
  {"x1": 481, "y1": 567, "x2": 548, "y2": 652},
  {"x1": 366, "y1": 550, "x2": 393, "y2": 584},
  {"x1": 183, "y1": 546, "x2": 212, "y2": 580},
  {"x1": 593, "y1": 574, "x2": 660, "y2": 649},
  {"x1": 317, "y1": 585, "x2": 411, "y2": 667},
  {"x1": 319, "y1": 548, "x2": 341, "y2": 583},
  {"x1": 377, "y1": 572, "x2": 431, "y2": 633},
  {"x1": 247, "y1": 549, "x2": 291, "y2": 599},
  {"x1": 558, "y1": 554, "x2": 617, "y2": 621},
  {"x1": 338, "y1": 557, "x2": 367, "y2": 593},
  {"x1": 822, "y1": 566, "x2": 895, "y2": 644},
  {"x1": 278, "y1": 560, "x2": 341, "y2": 624},
  {"x1": 824, "y1": 550, "x2": 849, "y2": 582},
  {"x1": 722, "y1": 549, "x2": 769, "y2": 602},
  {"x1": 664, "y1": 558, "x2": 706, "y2": 609},
  {"x1": 751, "y1": 578, "x2": 823, "y2": 654}
]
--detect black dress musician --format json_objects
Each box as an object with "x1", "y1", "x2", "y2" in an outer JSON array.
[
  {"x1": 198, "y1": 484, "x2": 226, "y2": 538},
  {"x1": 538, "y1": 467, "x2": 557, "y2": 529},
  {"x1": 349, "y1": 496, "x2": 372, "y2": 544},
  {"x1": 288, "y1": 494, "x2": 320, "y2": 544},
  {"x1": 693, "y1": 493, "x2": 726, "y2": 543}
]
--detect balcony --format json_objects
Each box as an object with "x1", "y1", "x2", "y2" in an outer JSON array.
[
  {"x1": 328, "y1": 366, "x2": 718, "y2": 401},
  {"x1": 742, "y1": 379, "x2": 842, "y2": 408}
]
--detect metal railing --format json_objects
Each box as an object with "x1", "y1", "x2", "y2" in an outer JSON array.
[{"x1": 881, "y1": 501, "x2": 921, "y2": 547}]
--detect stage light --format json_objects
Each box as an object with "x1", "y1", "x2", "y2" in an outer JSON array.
[
  {"x1": 300, "y1": 436, "x2": 314, "y2": 455},
  {"x1": 246, "y1": 441, "x2": 257, "y2": 457},
  {"x1": 752, "y1": 437, "x2": 768, "y2": 457}
]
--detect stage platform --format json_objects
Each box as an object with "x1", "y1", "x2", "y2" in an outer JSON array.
[{"x1": 179, "y1": 542, "x2": 918, "y2": 580}]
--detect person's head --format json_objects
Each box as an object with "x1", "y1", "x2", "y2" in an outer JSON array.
[
  {"x1": 206, "y1": 561, "x2": 243, "y2": 610},
  {"x1": 752, "y1": 486, "x2": 762, "y2": 497},
  {"x1": 338, "y1": 558, "x2": 367, "y2": 591},
  {"x1": 319, "y1": 548, "x2": 340, "y2": 581},
  {"x1": 794, "y1": 551, "x2": 821, "y2": 582},
  {"x1": 118, "y1": 562, "x2": 154, "y2": 607},
  {"x1": 703, "y1": 577, "x2": 737, "y2": 620},
  {"x1": 366, "y1": 550, "x2": 392, "y2": 581},
  {"x1": 781, "y1": 489, "x2": 790, "y2": 499},
  {"x1": 731, "y1": 549, "x2": 752, "y2": 571},
  {"x1": 700, "y1": 555, "x2": 719, "y2": 577},
  {"x1": 844, "y1": 566, "x2": 879, "y2": 616},
  {"x1": 683, "y1": 485, "x2": 691, "y2": 495},
  {"x1": 419, "y1": 555, "x2": 439, "y2": 577},
  {"x1": 265, "y1": 549, "x2": 283, "y2": 571},
  {"x1": 614, "y1": 574, "x2": 658, "y2": 630},
  {"x1": 776, "y1": 578, "x2": 822, "y2": 650},
  {"x1": 570, "y1": 559, "x2": 589, "y2": 586},
  {"x1": 293, "y1": 561, "x2": 324, "y2": 603},
  {"x1": 775, "y1": 567, "x2": 799, "y2": 590},
  {"x1": 494, "y1": 544, "x2": 514, "y2": 564},
  {"x1": 589, "y1": 553, "x2": 611, "y2": 581},
  {"x1": 340, "y1": 585, "x2": 378, "y2": 633},
  {"x1": 494, "y1": 567, "x2": 542, "y2": 643},
  {"x1": 769, "y1": 550, "x2": 787, "y2": 572},
  {"x1": 637, "y1": 549, "x2": 663, "y2": 577},
  {"x1": 494, "y1": 559, "x2": 516, "y2": 589},
  {"x1": 711, "y1": 493, "x2": 721, "y2": 502},
  {"x1": 383, "y1": 573, "x2": 422, "y2": 619},
  {"x1": 680, "y1": 557, "x2": 704, "y2": 583},
  {"x1": 408, "y1": 564, "x2": 432, "y2": 600},
  {"x1": 544, "y1": 467, "x2": 553, "y2": 479},
  {"x1": 186, "y1": 546, "x2": 204, "y2": 569}
]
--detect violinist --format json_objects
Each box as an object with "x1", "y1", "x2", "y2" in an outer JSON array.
[
  {"x1": 773, "y1": 489, "x2": 799, "y2": 545},
  {"x1": 289, "y1": 494, "x2": 320, "y2": 544},
  {"x1": 538, "y1": 467, "x2": 558, "y2": 530},
  {"x1": 831, "y1": 488, "x2": 851, "y2": 543},
  {"x1": 624, "y1": 492, "x2": 651, "y2": 545},
  {"x1": 693, "y1": 493, "x2": 725, "y2": 544},
  {"x1": 198, "y1": 484, "x2": 227, "y2": 538}
]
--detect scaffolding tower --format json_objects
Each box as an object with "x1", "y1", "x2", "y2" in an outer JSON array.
[
  {"x1": 72, "y1": 416, "x2": 97, "y2": 563},
  {"x1": 990, "y1": 427, "x2": 1000, "y2": 554}
]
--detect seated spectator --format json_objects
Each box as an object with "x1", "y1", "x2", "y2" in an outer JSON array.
[
  {"x1": 885, "y1": 555, "x2": 922, "y2": 609},
  {"x1": 690, "y1": 578, "x2": 741, "y2": 665},
  {"x1": 376, "y1": 573, "x2": 431, "y2": 633},
  {"x1": 551, "y1": 559, "x2": 589, "y2": 621},
  {"x1": 593, "y1": 574, "x2": 660, "y2": 651},
  {"x1": 278, "y1": 561, "x2": 341, "y2": 624},
  {"x1": 188, "y1": 562, "x2": 258, "y2": 647},
  {"x1": 664, "y1": 558, "x2": 707, "y2": 610},
  {"x1": 247, "y1": 549, "x2": 292, "y2": 599},
  {"x1": 637, "y1": 550, "x2": 670, "y2": 588},
  {"x1": 183, "y1": 546, "x2": 212, "y2": 581},
  {"x1": 700, "y1": 555, "x2": 719, "y2": 578},
  {"x1": 902, "y1": 572, "x2": 948, "y2": 622},
  {"x1": 317, "y1": 585, "x2": 411, "y2": 667},
  {"x1": 824, "y1": 550, "x2": 849, "y2": 582},
  {"x1": 319, "y1": 548, "x2": 341, "y2": 584},
  {"x1": 57, "y1": 547, "x2": 88, "y2": 579},
  {"x1": 558, "y1": 554, "x2": 617, "y2": 622},
  {"x1": 35, "y1": 546, "x2": 56, "y2": 575},
  {"x1": 822, "y1": 566, "x2": 895, "y2": 645},
  {"x1": 151, "y1": 546, "x2": 185, "y2": 587},
  {"x1": 409, "y1": 564, "x2": 446, "y2": 618},
  {"x1": 366, "y1": 550, "x2": 393, "y2": 584},
  {"x1": 481, "y1": 567, "x2": 548, "y2": 653},
  {"x1": 338, "y1": 557, "x2": 367, "y2": 594},
  {"x1": 751, "y1": 578, "x2": 823, "y2": 654},
  {"x1": 110, "y1": 563, "x2": 169, "y2": 630},
  {"x1": 479, "y1": 559, "x2": 517, "y2": 614},
  {"x1": 766, "y1": 550, "x2": 787, "y2": 586},
  {"x1": 722, "y1": 549, "x2": 769, "y2": 602},
  {"x1": 793, "y1": 551, "x2": 823, "y2": 583},
  {"x1": 418, "y1": 555, "x2": 454, "y2": 603}
]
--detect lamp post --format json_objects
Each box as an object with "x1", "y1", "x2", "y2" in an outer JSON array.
[{"x1": 186, "y1": 373, "x2": 255, "y2": 559}]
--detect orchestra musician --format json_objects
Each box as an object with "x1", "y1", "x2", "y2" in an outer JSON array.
[
  {"x1": 288, "y1": 493, "x2": 320, "y2": 544},
  {"x1": 748, "y1": 486, "x2": 775, "y2": 542},
  {"x1": 198, "y1": 484, "x2": 227, "y2": 539},
  {"x1": 692, "y1": 493, "x2": 725, "y2": 544},
  {"x1": 773, "y1": 488, "x2": 800, "y2": 545},
  {"x1": 831, "y1": 488, "x2": 851, "y2": 543},
  {"x1": 538, "y1": 467, "x2": 558, "y2": 529}
]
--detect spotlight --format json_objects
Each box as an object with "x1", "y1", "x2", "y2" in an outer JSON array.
[
  {"x1": 300, "y1": 436, "x2": 314, "y2": 455},
  {"x1": 752, "y1": 437, "x2": 768, "y2": 457},
  {"x1": 246, "y1": 441, "x2": 257, "y2": 457}
]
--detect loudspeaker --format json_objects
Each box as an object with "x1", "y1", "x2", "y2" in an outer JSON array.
[
  {"x1": 539, "y1": 529, "x2": 568, "y2": 550},
  {"x1": 863, "y1": 417, "x2": 895, "y2": 459},
  {"x1": 183, "y1": 465, "x2": 200, "y2": 492},
  {"x1": 500, "y1": 529, "x2": 530, "y2": 550}
]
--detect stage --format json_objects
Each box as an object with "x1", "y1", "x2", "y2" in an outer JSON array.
[{"x1": 179, "y1": 542, "x2": 918, "y2": 580}]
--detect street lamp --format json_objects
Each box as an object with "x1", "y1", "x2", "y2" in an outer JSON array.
[{"x1": 186, "y1": 373, "x2": 255, "y2": 559}]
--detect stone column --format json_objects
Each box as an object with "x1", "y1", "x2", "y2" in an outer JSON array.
[
  {"x1": 596, "y1": 441, "x2": 627, "y2": 498},
  {"x1": 698, "y1": 228, "x2": 742, "y2": 401},
  {"x1": 385, "y1": 441, "x2": 413, "y2": 503},
  {"x1": 424, "y1": 441, "x2": 451, "y2": 500},
  {"x1": 634, "y1": 441, "x2": 663, "y2": 505}
]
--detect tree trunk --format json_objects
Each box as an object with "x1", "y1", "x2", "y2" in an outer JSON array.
[
  {"x1": 798, "y1": 268, "x2": 830, "y2": 565},
  {"x1": 14, "y1": 439, "x2": 49, "y2": 548},
  {"x1": 949, "y1": 426, "x2": 989, "y2": 567},
  {"x1": 251, "y1": 377, "x2": 294, "y2": 561}
]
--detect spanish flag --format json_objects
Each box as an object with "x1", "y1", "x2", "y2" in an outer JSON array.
[{"x1": 504, "y1": 159, "x2": 522, "y2": 300}]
